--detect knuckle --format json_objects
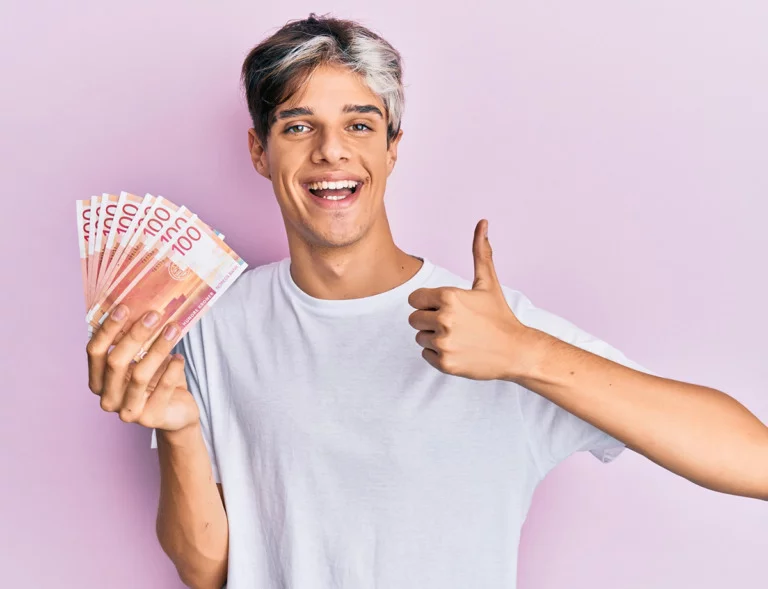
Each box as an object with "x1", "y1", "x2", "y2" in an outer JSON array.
[
  {"x1": 434, "y1": 335, "x2": 451, "y2": 352},
  {"x1": 86, "y1": 337, "x2": 108, "y2": 358},
  {"x1": 165, "y1": 356, "x2": 185, "y2": 376},
  {"x1": 100, "y1": 397, "x2": 118, "y2": 413},
  {"x1": 136, "y1": 414, "x2": 153, "y2": 429},
  {"x1": 440, "y1": 289, "x2": 457, "y2": 305},
  {"x1": 129, "y1": 368, "x2": 150, "y2": 388},
  {"x1": 105, "y1": 354, "x2": 123, "y2": 371},
  {"x1": 125, "y1": 328, "x2": 148, "y2": 347},
  {"x1": 438, "y1": 353, "x2": 454, "y2": 372},
  {"x1": 124, "y1": 406, "x2": 145, "y2": 424}
]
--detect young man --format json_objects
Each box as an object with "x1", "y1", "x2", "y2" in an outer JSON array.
[{"x1": 85, "y1": 14, "x2": 768, "y2": 589}]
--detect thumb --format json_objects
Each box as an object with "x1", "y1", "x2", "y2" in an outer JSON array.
[{"x1": 472, "y1": 219, "x2": 500, "y2": 291}]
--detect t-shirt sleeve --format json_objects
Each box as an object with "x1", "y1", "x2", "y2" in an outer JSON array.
[
  {"x1": 149, "y1": 320, "x2": 221, "y2": 484},
  {"x1": 503, "y1": 286, "x2": 660, "y2": 477}
]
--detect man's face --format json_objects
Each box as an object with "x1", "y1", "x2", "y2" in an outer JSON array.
[{"x1": 248, "y1": 64, "x2": 402, "y2": 249}]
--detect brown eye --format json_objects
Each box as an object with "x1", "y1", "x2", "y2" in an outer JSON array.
[{"x1": 349, "y1": 123, "x2": 371, "y2": 132}]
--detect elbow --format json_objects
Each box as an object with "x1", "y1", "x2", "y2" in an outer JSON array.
[
  {"x1": 744, "y1": 447, "x2": 768, "y2": 502},
  {"x1": 757, "y1": 435, "x2": 768, "y2": 501},
  {"x1": 178, "y1": 566, "x2": 228, "y2": 589},
  {"x1": 168, "y1": 549, "x2": 228, "y2": 589},
  {"x1": 156, "y1": 520, "x2": 228, "y2": 589},
  {"x1": 749, "y1": 437, "x2": 768, "y2": 501}
]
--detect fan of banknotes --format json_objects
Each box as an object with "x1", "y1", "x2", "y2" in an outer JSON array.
[{"x1": 76, "y1": 192, "x2": 248, "y2": 361}]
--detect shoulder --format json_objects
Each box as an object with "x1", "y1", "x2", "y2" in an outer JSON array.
[
  {"x1": 424, "y1": 260, "x2": 588, "y2": 346},
  {"x1": 499, "y1": 285, "x2": 589, "y2": 346},
  {"x1": 421, "y1": 261, "x2": 473, "y2": 290},
  {"x1": 180, "y1": 257, "x2": 283, "y2": 345},
  {"x1": 205, "y1": 258, "x2": 282, "y2": 319}
]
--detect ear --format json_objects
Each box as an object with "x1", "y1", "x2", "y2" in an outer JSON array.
[
  {"x1": 248, "y1": 128, "x2": 271, "y2": 180},
  {"x1": 386, "y1": 128, "x2": 404, "y2": 176}
]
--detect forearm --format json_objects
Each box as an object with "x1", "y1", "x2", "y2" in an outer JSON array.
[
  {"x1": 514, "y1": 328, "x2": 768, "y2": 500},
  {"x1": 156, "y1": 425, "x2": 229, "y2": 589}
]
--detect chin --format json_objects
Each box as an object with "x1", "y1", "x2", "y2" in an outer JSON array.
[{"x1": 304, "y1": 221, "x2": 367, "y2": 249}]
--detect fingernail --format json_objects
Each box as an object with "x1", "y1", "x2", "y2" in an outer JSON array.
[
  {"x1": 142, "y1": 311, "x2": 160, "y2": 327},
  {"x1": 111, "y1": 305, "x2": 128, "y2": 321},
  {"x1": 163, "y1": 324, "x2": 179, "y2": 341}
]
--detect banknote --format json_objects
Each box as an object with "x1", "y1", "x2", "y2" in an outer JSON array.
[
  {"x1": 95, "y1": 192, "x2": 152, "y2": 302},
  {"x1": 87, "y1": 204, "x2": 192, "y2": 325},
  {"x1": 86, "y1": 194, "x2": 101, "y2": 307},
  {"x1": 92, "y1": 195, "x2": 186, "y2": 314},
  {"x1": 94, "y1": 216, "x2": 246, "y2": 361},
  {"x1": 93, "y1": 191, "x2": 127, "y2": 297},
  {"x1": 92, "y1": 193, "x2": 121, "y2": 304},
  {"x1": 78, "y1": 192, "x2": 246, "y2": 349},
  {"x1": 76, "y1": 199, "x2": 92, "y2": 306},
  {"x1": 93, "y1": 194, "x2": 223, "y2": 308},
  {"x1": 94, "y1": 194, "x2": 161, "y2": 308}
]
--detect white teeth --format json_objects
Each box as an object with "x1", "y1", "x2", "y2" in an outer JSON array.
[{"x1": 307, "y1": 180, "x2": 359, "y2": 191}]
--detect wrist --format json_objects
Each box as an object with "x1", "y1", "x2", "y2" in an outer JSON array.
[
  {"x1": 157, "y1": 423, "x2": 202, "y2": 449},
  {"x1": 506, "y1": 326, "x2": 555, "y2": 385}
]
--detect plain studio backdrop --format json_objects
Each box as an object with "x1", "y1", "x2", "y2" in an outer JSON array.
[{"x1": 1, "y1": 1, "x2": 766, "y2": 587}]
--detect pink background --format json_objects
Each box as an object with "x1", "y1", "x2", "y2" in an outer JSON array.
[{"x1": 2, "y1": 1, "x2": 766, "y2": 587}]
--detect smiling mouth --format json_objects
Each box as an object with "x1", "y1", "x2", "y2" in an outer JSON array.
[{"x1": 306, "y1": 181, "x2": 361, "y2": 201}]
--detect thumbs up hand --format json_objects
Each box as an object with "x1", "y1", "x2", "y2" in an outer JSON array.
[{"x1": 407, "y1": 220, "x2": 536, "y2": 381}]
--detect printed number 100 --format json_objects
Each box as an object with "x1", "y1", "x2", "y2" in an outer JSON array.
[{"x1": 171, "y1": 226, "x2": 202, "y2": 257}]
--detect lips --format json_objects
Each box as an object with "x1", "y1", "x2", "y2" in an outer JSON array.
[
  {"x1": 307, "y1": 183, "x2": 358, "y2": 199},
  {"x1": 300, "y1": 180, "x2": 363, "y2": 210}
]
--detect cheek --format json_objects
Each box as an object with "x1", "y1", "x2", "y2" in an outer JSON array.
[{"x1": 360, "y1": 150, "x2": 389, "y2": 176}]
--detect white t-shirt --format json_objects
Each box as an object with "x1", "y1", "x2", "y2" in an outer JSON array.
[{"x1": 151, "y1": 256, "x2": 655, "y2": 588}]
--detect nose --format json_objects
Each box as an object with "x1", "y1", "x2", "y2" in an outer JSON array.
[{"x1": 311, "y1": 127, "x2": 350, "y2": 165}]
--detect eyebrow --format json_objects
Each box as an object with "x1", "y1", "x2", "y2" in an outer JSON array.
[
  {"x1": 273, "y1": 104, "x2": 384, "y2": 124},
  {"x1": 342, "y1": 104, "x2": 384, "y2": 118},
  {"x1": 274, "y1": 107, "x2": 313, "y2": 122}
]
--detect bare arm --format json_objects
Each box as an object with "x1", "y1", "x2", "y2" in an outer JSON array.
[
  {"x1": 516, "y1": 329, "x2": 768, "y2": 500},
  {"x1": 156, "y1": 426, "x2": 229, "y2": 589},
  {"x1": 85, "y1": 305, "x2": 230, "y2": 588},
  {"x1": 408, "y1": 220, "x2": 768, "y2": 500}
]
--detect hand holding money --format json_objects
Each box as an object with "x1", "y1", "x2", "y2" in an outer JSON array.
[
  {"x1": 86, "y1": 304, "x2": 200, "y2": 431},
  {"x1": 76, "y1": 191, "x2": 247, "y2": 362},
  {"x1": 77, "y1": 191, "x2": 247, "y2": 428}
]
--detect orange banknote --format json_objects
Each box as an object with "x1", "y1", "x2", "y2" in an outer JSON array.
[
  {"x1": 76, "y1": 199, "x2": 92, "y2": 307},
  {"x1": 94, "y1": 192, "x2": 153, "y2": 303},
  {"x1": 78, "y1": 193, "x2": 246, "y2": 349},
  {"x1": 88, "y1": 214, "x2": 247, "y2": 360}
]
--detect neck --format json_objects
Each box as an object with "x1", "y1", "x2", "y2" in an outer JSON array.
[{"x1": 286, "y1": 215, "x2": 423, "y2": 301}]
